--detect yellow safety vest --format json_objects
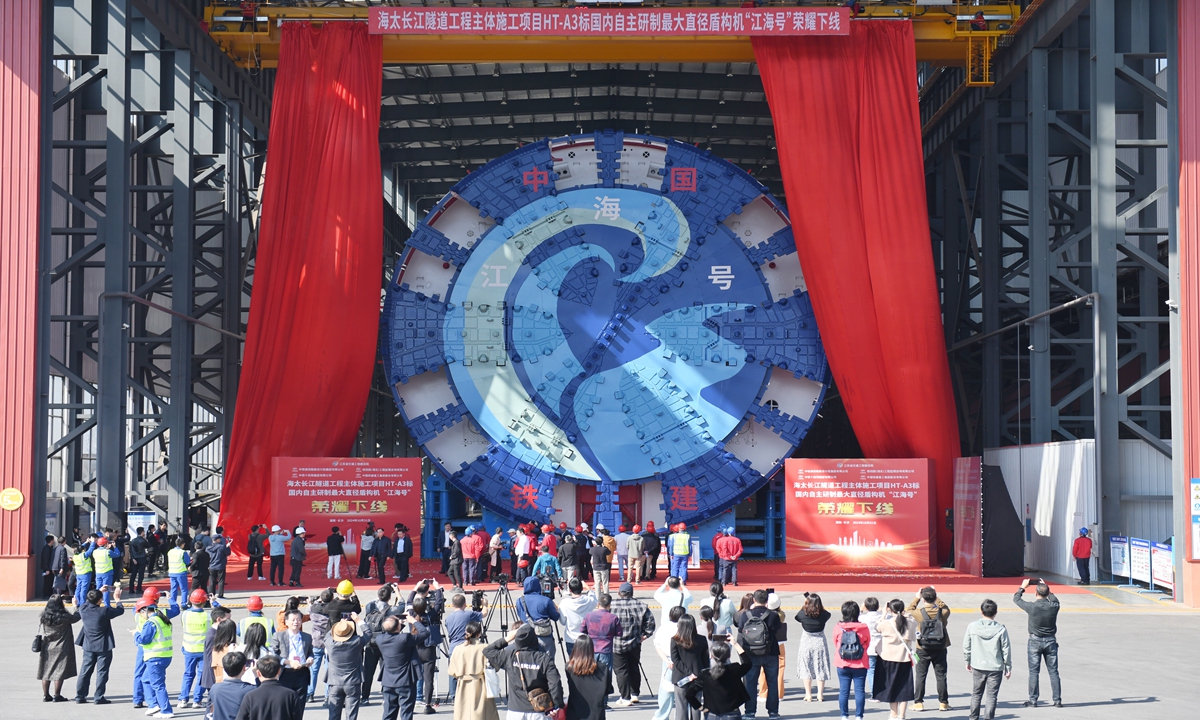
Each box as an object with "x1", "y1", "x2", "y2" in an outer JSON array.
[
  {"x1": 672, "y1": 533, "x2": 691, "y2": 556},
  {"x1": 168, "y1": 547, "x2": 187, "y2": 575},
  {"x1": 240, "y1": 615, "x2": 274, "y2": 639},
  {"x1": 181, "y1": 608, "x2": 210, "y2": 653},
  {"x1": 94, "y1": 548, "x2": 113, "y2": 575},
  {"x1": 73, "y1": 550, "x2": 93, "y2": 575},
  {"x1": 143, "y1": 615, "x2": 173, "y2": 659}
]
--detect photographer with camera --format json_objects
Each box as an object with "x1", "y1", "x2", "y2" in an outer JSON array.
[
  {"x1": 409, "y1": 580, "x2": 446, "y2": 714},
  {"x1": 559, "y1": 578, "x2": 597, "y2": 657},
  {"x1": 361, "y1": 583, "x2": 406, "y2": 706},
  {"x1": 444, "y1": 592, "x2": 488, "y2": 703},
  {"x1": 516, "y1": 575, "x2": 562, "y2": 661}
]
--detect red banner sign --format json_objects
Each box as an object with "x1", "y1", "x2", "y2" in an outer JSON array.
[
  {"x1": 369, "y1": 7, "x2": 849, "y2": 36},
  {"x1": 785, "y1": 458, "x2": 935, "y2": 568},
  {"x1": 953, "y1": 456, "x2": 983, "y2": 577},
  {"x1": 271, "y1": 457, "x2": 423, "y2": 562}
]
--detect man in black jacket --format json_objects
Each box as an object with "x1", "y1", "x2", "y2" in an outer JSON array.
[
  {"x1": 483, "y1": 624, "x2": 564, "y2": 715},
  {"x1": 235, "y1": 656, "x2": 305, "y2": 720},
  {"x1": 738, "y1": 589, "x2": 783, "y2": 719},
  {"x1": 392, "y1": 526, "x2": 413, "y2": 582},
  {"x1": 375, "y1": 614, "x2": 429, "y2": 720},
  {"x1": 129, "y1": 527, "x2": 148, "y2": 593},
  {"x1": 640, "y1": 526, "x2": 661, "y2": 581},
  {"x1": 246, "y1": 525, "x2": 266, "y2": 581},
  {"x1": 39, "y1": 535, "x2": 56, "y2": 598},
  {"x1": 75, "y1": 585, "x2": 124, "y2": 704},
  {"x1": 371, "y1": 528, "x2": 393, "y2": 586}
]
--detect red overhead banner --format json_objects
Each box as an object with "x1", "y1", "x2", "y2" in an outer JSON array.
[
  {"x1": 953, "y1": 457, "x2": 983, "y2": 577},
  {"x1": 785, "y1": 458, "x2": 935, "y2": 568},
  {"x1": 271, "y1": 457, "x2": 423, "y2": 563},
  {"x1": 369, "y1": 7, "x2": 849, "y2": 36}
]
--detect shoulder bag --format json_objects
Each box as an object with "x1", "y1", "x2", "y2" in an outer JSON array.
[
  {"x1": 517, "y1": 651, "x2": 555, "y2": 713},
  {"x1": 32, "y1": 622, "x2": 45, "y2": 653}
]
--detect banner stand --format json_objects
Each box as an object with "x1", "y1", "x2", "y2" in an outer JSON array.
[{"x1": 1111, "y1": 535, "x2": 1137, "y2": 588}]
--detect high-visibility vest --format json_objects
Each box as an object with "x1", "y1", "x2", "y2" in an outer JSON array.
[
  {"x1": 181, "y1": 608, "x2": 210, "y2": 653},
  {"x1": 240, "y1": 615, "x2": 274, "y2": 639},
  {"x1": 168, "y1": 547, "x2": 187, "y2": 574},
  {"x1": 94, "y1": 548, "x2": 113, "y2": 575},
  {"x1": 73, "y1": 550, "x2": 93, "y2": 575},
  {"x1": 143, "y1": 615, "x2": 173, "y2": 659},
  {"x1": 672, "y1": 532, "x2": 691, "y2": 556}
]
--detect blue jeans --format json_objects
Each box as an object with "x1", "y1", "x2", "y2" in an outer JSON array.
[
  {"x1": 652, "y1": 663, "x2": 675, "y2": 720},
  {"x1": 1027, "y1": 635, "x2": 1061, "y2": 703},
  {"x1": 132, "y1": 649, "x2": 145, "y2": 704},
  {"x1": 596, "y1": 651, "x2": 613, "y2": 672},
  {"x1": 179, "y1": 651, "x2": 204, "y2": 702},
  {"x1": 73, "y1": 572, "x2": 93, "y2": 607},
  {"x1": 617, "y1": 555, "x2": 628, "y2": 579},
  {"x1": 142, "y1": 657, "x2": 172, "y2": 713},
  {"x1": 866, "y1": 656, "x2": 877, "y2": 698},
  {"x1": 308, "y1": 647, "x2": 326, "y2": 697},
  {"x1": 168, "y1": 573, "x2": 188, "y2": 606},
  {"x1": 669, "y1": 556, "x2": 688, "y2": 582},
  {"x1": 95, "y1": 571, "x2": 114, "y2": 603},
  {"x1": 742, "y1": 653, "x2": 779, "y2": 716},
  {"x1": 838, "y1": 666, "x2": 867, "y2": 718}
]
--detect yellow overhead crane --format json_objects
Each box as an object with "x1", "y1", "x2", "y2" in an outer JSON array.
[{"x1": 205, "y1": 2, "x2": 1018, "y2": 82}]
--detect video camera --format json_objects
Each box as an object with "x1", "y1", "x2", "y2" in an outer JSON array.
[
  {"x1": 471, "y1": 589, "x2": 485, "y2": 613},
  {"x1": 494, "y1": 572, "x2": 510, "y2": 588}
]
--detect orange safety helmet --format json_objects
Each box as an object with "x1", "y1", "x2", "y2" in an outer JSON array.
[
  {"x1": 141, "y1": 587, "x2": 161, "y2": 603},
  {"x1": 135, "y1": 598, "x2": 157, "y2": 612},
  {"x1": 247, "y1": 595, "x2": 264, "y2": 612},
  {"x1": 96, "y1": 536, "x2": 108, "y2": 547},
  {"x1": 189, "y1": 588, "x2": 208, "y2": 605},
  {"x1": 518, "y1": 558, "x2": 530, "y2": 568}
]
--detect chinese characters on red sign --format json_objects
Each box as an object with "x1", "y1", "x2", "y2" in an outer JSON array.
[
  {"x1": 272, "y1": 457, "x2": 423, "y2": 562},
  {"x1": 785, "y1": 458, "x2": 935, "y2": 568},
  {"x1": 369, "y1": 7, "x2": 849, "y2": 37}
]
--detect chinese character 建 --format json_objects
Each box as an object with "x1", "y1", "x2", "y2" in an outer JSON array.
[{"x1": 669, "y1": 485, "x2": 699, "y2": 512}]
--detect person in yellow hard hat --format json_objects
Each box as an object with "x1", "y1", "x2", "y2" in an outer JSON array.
[{"x1": 319, "y1": 580, "x2": 363, "y2": 626}]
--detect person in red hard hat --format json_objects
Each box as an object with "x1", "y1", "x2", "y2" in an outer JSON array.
[
  {"x1": 177, "y1": 588, "x2": 213, "y2": 708},
  {"x1": 131, "y1": 588, "x2": 178, "y2": 711},
  {"x1": 134, "y1": 587, "x2": 180, "y2": 716}
]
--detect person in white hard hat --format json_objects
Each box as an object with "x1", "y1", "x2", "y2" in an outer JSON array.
[{"x1": 267, "y1": 524, "x2": 291, "y2": 587}]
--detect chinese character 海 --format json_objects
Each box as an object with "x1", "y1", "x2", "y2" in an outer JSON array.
[{"x1": 594, "y1": 196, "x2": 621, "y2": 220}]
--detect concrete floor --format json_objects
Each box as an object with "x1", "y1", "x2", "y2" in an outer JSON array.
[{"x1": 11, "y1": 580, "x2": 1192, "y2": 720}]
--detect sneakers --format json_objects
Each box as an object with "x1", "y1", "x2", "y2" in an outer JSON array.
[
  {"x1": 423, "y1": 704, "x2": 436, "y2": 714},
  {"x1": 1023, "y1": 701, "x2": 1037, "y2": 708},
  {"x1": 258, "y1": 576, "x2": 266, "y2": 580},
  {"x1": 629, "y1": 695, "x2": 640, "y2": 704},
  {"x1": 145, "y1": 708, "x2": 161, "y2": 716},
  {"x1": 1053, "y1": 701, "x2": 1063, "y2": 707},
  {"x1": 912, "y1": 702, "x2": 925, "y2": 711},
  {"x1": 153, "y1": 713, "x2": 175, "y2": 718},
  {"x1": 178, "y1": 701, "x2": 192, "y2": 709},
  {"x1": 614, "y1": 699, "x2": 633, "y2": 708},
  {"x1": 939, "y1": 703, "x2": 951, "y2": 711}
]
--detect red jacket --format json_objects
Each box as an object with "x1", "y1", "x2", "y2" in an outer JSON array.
[
  {"x1": 715, "y1": 535, "x2": 743, "y2": 561},
  {"x1": 1072, "y1": 536, "x2": 1092, "y2": 559},
  {"x1": 461, "y1": 534, "x2": 484, "y2": 559},
  {"x1": 540, "y1": 533, "x2": 557, "y2": 557},
  {"x1": 832, "y1": 622, "x2": 872, "y2": 669}
]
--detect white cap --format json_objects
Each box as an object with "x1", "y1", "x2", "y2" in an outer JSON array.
[
  {"x1": 595, "y1": 524, "x2": 605, "y2": 531},
  {"x1": 296, "y1": 527, "x2": 306, "y2": 535},
  {"x1": 271, "y1": 524, "x2": 281, "y2": 532},
  {"x1": 581, "y1": 522, "x2": 589, "y2": 530}
]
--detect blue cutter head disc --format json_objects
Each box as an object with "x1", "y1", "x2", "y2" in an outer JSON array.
[{"x1": 383, "y1": 131, "x2": 828, "y2": 526}]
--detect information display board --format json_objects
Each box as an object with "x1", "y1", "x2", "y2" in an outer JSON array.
[
  {"x1": 1151, "y1": 542, "x2": 1174, "y2": 591},
  {"x1": 953, "y1": 457, "x2": 983, "y2": 576},
  {"x1": 785, "y1": 458, "x2": 934, "y2": 567},
  {"x1": 1110, "y1": 535, "x2": 1129, "y2": 577},
  {"x1": 1129, "y1": 537, "x2": 1152, "y2": 584},
  {"x1": 271, "y1": 457, "x2": 423, "y2": 563}
]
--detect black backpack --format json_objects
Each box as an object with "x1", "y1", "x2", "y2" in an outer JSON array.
[
  {"x1": 838, "y1": 625, "x2": 864, "y2": 660},
  {"x1": 740, "y1": 611, "x2": 771, "y2": 655},
  {"x1": 917, "y1": 607, "x2": 946, "y2": 647}
]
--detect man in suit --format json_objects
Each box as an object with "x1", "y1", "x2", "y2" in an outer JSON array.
[
  {"x1": 234, "y1": 656, "x2": 305, "y2": 720},
  {"x1": 371, "y1": 528, "x2": 393, "y2": 586},
  {"x1": 210, "y1": 651, "x2": 255, "y2": 720},
  {"x1": 74, "y1": 584, "x2": 124, "y2": 704},
  {"x1": 374, "y1": 614, "x2": 429, "y2": 720},
  {"x1": 270, "y1": 609, "x2": 315, "y2": 700},
  {"x1": 392, "y1": 526, "x2": 413, "y2": 582},
  {"x1": 440, "y1": 522, "x2": 453, "y2": 575}
]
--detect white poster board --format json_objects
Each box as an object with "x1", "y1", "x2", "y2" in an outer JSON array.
[
  {"x1": 1129, "y1": 538, "x2": 1152, "y2": 584},
  {"x1": 127, "y1": 512, "x2": 158, "y2": 535},
  {"x1": 1110, "y1": 535, "x2": 1129, "y2": 577},
  {"x1": 1151, "y1": 542, "x2": 1174, "y2": 591}
]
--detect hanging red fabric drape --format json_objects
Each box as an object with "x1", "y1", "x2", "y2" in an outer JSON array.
[
  {"x1": 219, "y1": 23, "x2": 383, "y2": 553},
  {"x1": 754, "y1": 22, "x2": 961, "y2": 560}
]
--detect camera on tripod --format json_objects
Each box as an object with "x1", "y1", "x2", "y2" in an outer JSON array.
[
  {"x1": 494, "y1": 572, "x2": 510, "y2": 587},
  {"x1": 471, "y1": 589, "x2": 485, "y2": 612}
]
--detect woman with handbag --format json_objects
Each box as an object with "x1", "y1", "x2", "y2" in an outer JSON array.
[
  {"x1": 36, "y1": 594, "x2": 81, "y2": 702},
  {"x1": 448, "y1": 622, "x2": 500, "y2": 720},
  {"x1": 669, "y1": 615, "x2": 709, "y2": 720},
  {"x1": 873, "y1": 598, "x2": 917, "y2": 720},
  {"x1": 564, "y1": 634, "x2": 610, "y2": 720}
]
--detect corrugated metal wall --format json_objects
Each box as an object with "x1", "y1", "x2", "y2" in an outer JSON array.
[
  {"x1": 0, "y1": 0, "x2": 41, "y2": 573},
  {"x1": 984, "y1": 439, "x2": 1172, "y2": 579}
]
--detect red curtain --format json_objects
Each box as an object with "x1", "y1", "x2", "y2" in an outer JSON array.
[
  {"x1": 754, "y1": 22, "x2": 961, "y2": 559},
  {"x1": 219, "y1": 23, "x2": 383, "y2": 553}
]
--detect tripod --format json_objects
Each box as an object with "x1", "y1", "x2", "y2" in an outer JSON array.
[{"x1": 481, "y1": 577, "x2": 520, "y2": 701}]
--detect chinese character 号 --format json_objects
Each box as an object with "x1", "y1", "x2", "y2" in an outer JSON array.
[{"x1": 709, "y1": 265, "x2": 734, "y2": 290}]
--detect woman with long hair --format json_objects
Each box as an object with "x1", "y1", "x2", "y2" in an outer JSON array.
[
  {"x1": 36, "y1": 594, "x2": 80, "y2": 702},
  {"x1": 565, "y1": 634, "x2": 611, "y2": 720},
  {"x1": 236, "y1": 622, "x2": 270, "y2": 684},
  {"x1": 873, "y1": 599, "x2": 917, "y2": 719},
  {"x1": 670, "y1": 615, "x2": 709, "y2": 720},
  {"x1": 697, "y1": 640, "x2": 752, "y2": 720},
  {"x1": 794, "y1": 592, "x2": 832, "y2": 702},
  {"x1": 833, "y1": 601, "x2": 872, "y2": 720},
  {"x1": 209, "y1": 618, "x2": 239, "y2": 684},
  {"x1": 448, "y1": 622, "x2": 500, "y2": 720}
]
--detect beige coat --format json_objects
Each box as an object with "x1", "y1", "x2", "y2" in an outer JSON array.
[
  {"x1": 874, "y1": 613, "x2": 917, "y2": 663},
  {"x1": 447, "y1": 642, "x2": 500, "y2": 720}
]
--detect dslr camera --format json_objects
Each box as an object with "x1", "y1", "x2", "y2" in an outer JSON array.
[{"x1": 471, "y1": 589, "x2": 485, "y2": 612}]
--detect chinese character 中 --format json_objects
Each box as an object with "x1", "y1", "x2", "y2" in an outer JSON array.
[
  {"x1": 511, "y1": 483, "x2": 539, "y2": 510},
  {"x1": 669, "y1": 167, "x2": 697, "y2": 192},
  {"x1": 669, "y1": 485, "x2": 699, "y2": 512},
  {"x1": 709, "y1": 265, "x2": 734, "y2": 290},
  {"x1": 523, "y1": 167, "x2": 550, "y2": 191},
  {"x1": 594, "y1": 196, "x2": 621, "y2": 221}
]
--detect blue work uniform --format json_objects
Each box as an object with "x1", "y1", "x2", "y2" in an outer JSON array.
[
  {"x1": 72, "y1": 543, "x2": 96, "y2": 607},
  {"x1": 136, "y1": 610, "x2": 176, "y2": 714},
  {"x1": 178, "y1": 606, "x2": 211, "y2": 704},
  {"x1": 166, "y1": 547, "x2": 191, "y2": 606},
  {"x1": 668, "y1": 531, "x2": 691, "y2": 582},
  {"x1": 133, "y1": 601, "x2": 180, "y2": 706}
]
